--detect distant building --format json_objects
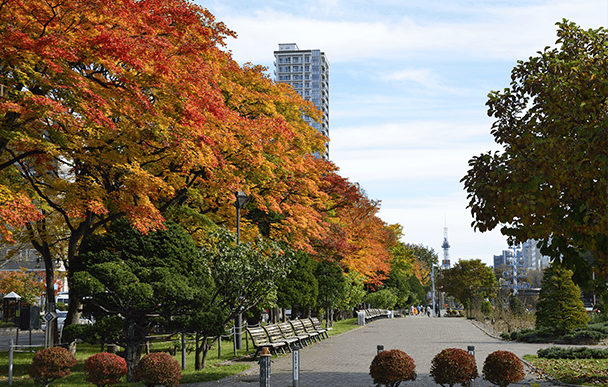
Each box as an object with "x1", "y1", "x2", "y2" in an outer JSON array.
[
  {"x1": 521, "y1": 240, "x2": 550, "y2": 270},
  {"x1": 493, "y1": 250, "x2": 512, "y2": 268},
  {"x1": 274, "y1": 43, "x2": 330, "y2": 156}
]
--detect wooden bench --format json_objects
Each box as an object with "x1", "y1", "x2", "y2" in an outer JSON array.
[
  {"x1": 291, "y1": 319, "x2": 319, "y2": 343},
  {"x1": 302, "y1": 318, "x2": 326, "y2": 341},
  {"x1": 309, "y1": 317, "x2": 329, "y2": 339},
  {"x1": 247, "y1": 326, "x2": 286, "y2": 359},
  {"x1": 279, "y1": 321, "x2": 310, "y2": 347},
  {"x1": 263, "y1": 323, "x2": 298, "y2": 352}
]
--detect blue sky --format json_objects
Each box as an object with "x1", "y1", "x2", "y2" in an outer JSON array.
[{"x1": 197, "y1": 0, "x2": 607, "y2": 267}]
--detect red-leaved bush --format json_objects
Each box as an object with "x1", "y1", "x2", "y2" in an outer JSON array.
[
  {"x1": 134, "y1": 352, "x2": 182, "y2": 387},
  {"x1": 430, "y1": 348, "x2": 478, "y2": 387},
  {"x1": 369, "y1": 349, "x2": 417, "y2": 387},
  {"x1": 482, "y1": 350, "x2": 525, "y2": 387},
  {"x1": 84, "y1": 352, "x2": 128, "y2": 386},
  {"x1": 28, "y1": 346, "x2": 77, "y2": 387}
]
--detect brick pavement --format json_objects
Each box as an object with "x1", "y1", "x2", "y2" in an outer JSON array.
[{"x1": 185, "y1": 315, "x2": 586, "y2": 387}]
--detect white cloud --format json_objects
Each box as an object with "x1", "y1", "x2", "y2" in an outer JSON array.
[{"x1": 203, "y1": 0, "x2": 607, "y2": 66}]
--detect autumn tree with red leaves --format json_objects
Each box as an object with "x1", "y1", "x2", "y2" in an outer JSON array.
[{"x1": 0, "y1": 0, "x2": 330, "y2": 347}]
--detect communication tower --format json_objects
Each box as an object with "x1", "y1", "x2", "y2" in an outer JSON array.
[{"x1": 441, "y1": 226, "x2": 451, "y2": 269}]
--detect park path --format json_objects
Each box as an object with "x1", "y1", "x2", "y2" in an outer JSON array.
[{"x1": 186, "y1": 315, "x2": 582, "y2": 387}]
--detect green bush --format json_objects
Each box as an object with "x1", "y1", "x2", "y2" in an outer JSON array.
[
  {"x1": 84, "y1": 352, "x2": 128, "y2": 386},
  {"x1": 508, "y1": 298, "x2": 525, "y2": 315},
  {"x1": 562, "y1": 329, "x2": 604, "y2": 344},
  {"x1": 538, "y1": 346, "x2": 608, "y2": 359},
  {"x1": 430, "y1": 348, "x2": 477, "y2": 387},
  {"x1": 369, "y1": 349, "x2": 417, "y2": 387},
  {"x1": 482, "y1": 350, "x2": 525, "y2": 387},
  {"x1": 134, "y1": 352, "x2": 181, "y2": 387},
  {"x1": 28, "y1": 346, "x2": 78, "y2": 387},
  {"x1": 500, "y1": 332, "x2": 511, "y2": 340},
  {"x1": 481, "y1": 301, "x2": 493, "y2": 316}
]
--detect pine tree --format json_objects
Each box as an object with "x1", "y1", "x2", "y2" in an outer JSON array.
[{"x1": 535, "y1": 263, "x2": 589, "y2": 334}]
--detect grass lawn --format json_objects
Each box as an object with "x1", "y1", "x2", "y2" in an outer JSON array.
[
  {"x1": 523, "y1": 355, "x2": 608, "y2": 386},
  {"x1": 0, "y1": 318, "x2": 359, "y2": 386}
]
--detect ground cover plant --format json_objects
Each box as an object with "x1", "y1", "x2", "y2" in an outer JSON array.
[{"x1": 524, "y1": 355, "x2": 608, "y2": 386}]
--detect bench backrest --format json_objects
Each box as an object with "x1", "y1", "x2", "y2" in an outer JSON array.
[
  {"x1": 301, "y1": 318, "x2": 317, "y2": 333},
  {"x1": 291, "y1": 319, "x2": 308, "y2": 335},
  {"x1": 247, "y1": 327, "x2": 270, "y2": 346},
  {"x1": 278, "y1": 322, "x2": 296, "y2": 337},
  {"x1": 310, "y1": 317, "x2": 323, "y2": 330},
  {"x1": 263, "y1": 324, "x2": 286, "y2": 343}
]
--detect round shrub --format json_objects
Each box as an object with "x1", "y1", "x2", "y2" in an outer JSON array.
[
  {"x1": 369, "y1": 349, "x2": 417, "y2": 387},
  {"x1": 482, "y1": 350, "x2": 525, "y2": 387},
  {"x1": 28, "y1": 346, "x2": 78, "y2": 387},
  {"x1": 84, "y1": 352, "x2": 128, "y2": 386},
  {"x1": 430, "y1": 348, "x2": 478, "y2": 387},
  {"x1": 134, "y1": 352, "x2": 181, "y2": 387}
]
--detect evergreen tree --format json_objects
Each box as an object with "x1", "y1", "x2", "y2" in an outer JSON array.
[
  {"x1": 536, "y1": 263, "x2": 589, "y2": 334},
  {"x1": 277, "y1": 251, "x2": 318, "y2": 317}
]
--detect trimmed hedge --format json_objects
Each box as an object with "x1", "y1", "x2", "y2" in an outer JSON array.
[
  {"x1": 369, "y1": 349, "x2": 417, "y2": 387},
  {"x1": 134, "y1": 352, "x2": 181, "y2": 387},
  {"x1": 84, "y1": 352, "x2": 128, "y2": 386},
  {"x1": 482, "y1": 350, "x2": 525, "y2": 387},
  {"x1": 430, "y1": 348, "x2": 477, "y2": 387},
  {"x1": 28, "y1": 347, "x2": 78, "y2": 386},
  {"x1": 538, "y1": 346, "x2": 608, "y2": 359}
]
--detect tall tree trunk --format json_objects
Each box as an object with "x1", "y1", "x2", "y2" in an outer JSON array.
[
  {"x1": 195, "y1": 333, "x2": 202, "y2": 370},
  {"x1": 194, "y1": 333, "x2": 210, "y2": 370}
]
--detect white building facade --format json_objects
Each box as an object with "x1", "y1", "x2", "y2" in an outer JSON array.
[{"x1": 274, "y1": 43, "x2": 329, "y2": 156}]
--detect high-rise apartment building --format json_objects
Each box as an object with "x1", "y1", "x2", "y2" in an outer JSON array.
[{"x1": 274, "y1": 43, "x2": 329, "y2": 156}]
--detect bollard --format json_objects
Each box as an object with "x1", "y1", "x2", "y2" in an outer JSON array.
[
  {"x1": 8, "y1": 340, "x2": 13, "y2": 386},
  {"x1": 259, "y1": 347, "x2": 271, "y2": 387},
  {"x1": 292, "y1": 344, "x2": 300, "y2": 387},
  {"x1": 377, "y1": 345, "x2": 384, "y2": 355},
  {"x1": 467, "y1": 345, "x2": 475, "y2": 387},
  {"x1": 181, "y1": 333, "x2": 186, "y2": 370}
]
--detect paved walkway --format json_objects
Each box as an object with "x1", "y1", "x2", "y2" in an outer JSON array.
[{"x1": 186, "y1": 316, "x2": 588, "y2": 387}]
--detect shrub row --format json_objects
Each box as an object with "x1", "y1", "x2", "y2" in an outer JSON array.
[
  {"x1": 538, "y1": 346, "x2": 608, "y2": 359},
  {"x1": 370, "y1": 348, "x2": 525, "y2": 387},
  {"x1": 28, "y1": 347, "x2": 181, "y2": 387},
  {"x1": 504, "y1": 322, "x2": 608, "y2": 344}
]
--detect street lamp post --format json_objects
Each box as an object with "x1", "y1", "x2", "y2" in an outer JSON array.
[
  {"x1": 234, "y1": 191, "x2": 249, "y2": 350},
  {"x1": 431, "y1": 264, "x2": 436, "y2": 317}
]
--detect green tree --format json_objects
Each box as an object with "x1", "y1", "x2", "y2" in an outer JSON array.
[
  {"x1": 316, "y1": 260, "x2": 346, "y2": 327},
  {"x1": 536, "y1": 263, "x2": 589, "y2": 334},
  {"x1": 277, "y1": 251, "x2": 318, "y2": 317},
  {"x1": 407, "y1": 275, "x2": 426, "y2": 306},
  {"x1": 436, "y1": 259, "x2": 498, "y2": 311},
  {"x1": 338, "y1": 271, "x2": 366, "y2": 312},
  {"x1": 71, "y1": 220, "x2": 203, "y2": 380},
  {"x1": 367, "y1": 288, "x2": 398, "y2": 310},
  {"x1": 191, "y1": 228, "x2": 292, "y2": 370},
  {"x1": 461, "y1": 20, "x2": 608, "y2": 298}
]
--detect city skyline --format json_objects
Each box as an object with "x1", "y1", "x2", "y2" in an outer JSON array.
[{"x1": 199, "y1": 0, "x2": 607, "y2": 267}]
